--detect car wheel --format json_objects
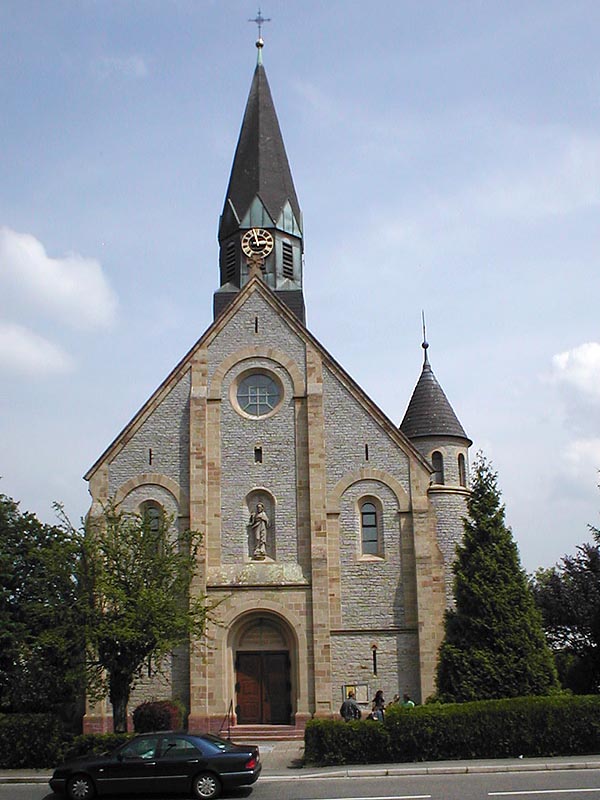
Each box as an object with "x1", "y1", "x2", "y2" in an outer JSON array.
[
  {"x1": 66, "y1": 774, "x2": 95, "y2": 800},
  {"x1": 192, "y1": 771, "x2": 221, "y2": 799}
]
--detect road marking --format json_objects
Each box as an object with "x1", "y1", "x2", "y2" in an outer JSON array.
[
  {"x1": 305, "y1": 796, "x2": 431, "y2": 800},
  {"x1": 490, "y1": 789, "x2": 600, "y2": 796}
]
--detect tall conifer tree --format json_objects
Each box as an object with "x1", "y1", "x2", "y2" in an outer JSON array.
[{"x1": 436, "y1": 454, "x2": 558, "y2": 702}]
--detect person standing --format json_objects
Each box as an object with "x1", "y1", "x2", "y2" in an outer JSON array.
[
  {"x1": 340, "y1": 690, "x2": 361, "y2": 721},
  {"x1": 372, "y1": 689, "x2": 385, "y2": 721}
]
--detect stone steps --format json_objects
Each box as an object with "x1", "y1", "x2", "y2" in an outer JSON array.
[{"x1": 218, "y1": 724, "x2": 304, "y2": 742}]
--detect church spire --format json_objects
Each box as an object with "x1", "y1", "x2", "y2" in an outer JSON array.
[{"x1": 214, "y1": 36, "x2": 305, "y2": 322}]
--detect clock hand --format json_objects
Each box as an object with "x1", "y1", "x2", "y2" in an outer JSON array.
[{"x1": 253, "y1": 230, "x2": 260, "y2": 247}]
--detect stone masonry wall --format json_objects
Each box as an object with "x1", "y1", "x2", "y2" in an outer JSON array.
[
  {"x1": 406, "y1": 436, "x2": 469, "y2": 605},
  {"x1": 331, "y1": 632, "x2": 420, "y2": 710},
  {"x1": 207, "y1": 292, "x2": 306, "y2": 383},
  {"x1": 108, "y1": 371, "x2": 191, "y2": 495},
  {"x1": 338, "y1": 479, "x2": 405, "y2": 629},
  {"x1": 322, "y1": 367, "x2": 410, "y2": 493},
  {"x1": 219, "y1": 358, "x2": 300, "y2": 564},
  {"x1": 429, "y1": 490, "x2": 469, "y2": 606}
]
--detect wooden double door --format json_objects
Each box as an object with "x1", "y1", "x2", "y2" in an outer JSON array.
[{"x1": 235, "y1": 651, "x2": 291, "y2": 724}]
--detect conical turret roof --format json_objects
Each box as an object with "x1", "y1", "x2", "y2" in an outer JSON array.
[
  {"x1": 218, "y1": 58, "x2": 301, "y2": 240},
  {"x1": 400, "y1": 344, "x2": 470, "y2": 442}
]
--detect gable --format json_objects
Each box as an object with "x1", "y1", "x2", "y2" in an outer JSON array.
[
  {"x1": 86, "y1": 276, "x2": 431, "y2": 486},
  {"x1": 322, "y1": 365, "x2": 412, "y2": 495}
]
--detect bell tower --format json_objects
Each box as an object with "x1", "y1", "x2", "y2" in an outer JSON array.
[{"x1": 214, "y1": 36, "x2": 305, "y2": 323}]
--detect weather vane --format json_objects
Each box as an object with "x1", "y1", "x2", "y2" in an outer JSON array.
[
  {"x1": 421, "y1": 310, "x2": 430, "y2": 363},
  {"x1": 249, "y1": 8, "x2": 271, "y2": 39}
]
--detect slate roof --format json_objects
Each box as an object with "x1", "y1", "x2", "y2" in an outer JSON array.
[
  {"x1": 400, "y1": 346, "x2": 470, "y2": 442},
  {"x1": 218, "y1": 60, "x2": 301, "y2": 240}
]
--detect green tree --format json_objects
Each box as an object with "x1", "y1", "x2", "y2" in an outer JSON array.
[
  {"x1": 532, "y1": 535, "x2": 600, "y2": 693},
  {"x1": 77, "y1": 503, "x2": 210, "y2": 733},
  {"x1": 436, "y1": 454, "x2": 558, "y2": 702},
  {"x1": 0, "y1": 493, "x2": 85, "y2": 716}
]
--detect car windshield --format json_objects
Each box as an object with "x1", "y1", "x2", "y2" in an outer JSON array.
[{"x1": 194, "y1": 734, "x2": 242, "y2": 753}]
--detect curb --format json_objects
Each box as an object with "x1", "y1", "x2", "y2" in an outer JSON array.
[
  {"x1": 4, "y1": 759, "x2": 600, "y2": 785},
  {"x1": 259, "y1": 760, "x2": 600, "y2": 780}
]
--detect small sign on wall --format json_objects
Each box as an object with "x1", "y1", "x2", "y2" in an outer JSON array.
[{"x1": 342, "y1": 683, "x2": 369, "y2": 704}]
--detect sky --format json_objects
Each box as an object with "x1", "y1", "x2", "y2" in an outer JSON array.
[{"x1": 1, "y1": 0, "x2": 599, "y2": 573}]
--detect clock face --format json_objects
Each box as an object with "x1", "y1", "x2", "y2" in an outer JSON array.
[{"x1": 241, "y1": 228, "x2": 274, "y2": 258}]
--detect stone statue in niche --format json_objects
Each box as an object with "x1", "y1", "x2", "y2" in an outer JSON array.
[{"x1": 249, "y1": 502, "x2": 269, "y2": 560}]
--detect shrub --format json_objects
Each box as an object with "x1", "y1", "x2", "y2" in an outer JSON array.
[
  {"x1": 304, "y1": 719, "x2": 372, "y2": 765},
  {"x1": 63, "y1": 732, "x2": 131, "y2": 761},
  {"x1": 0, "y1": 713, "x2": 65, "y2": 768},
  {"x1": 132, "y1": 699, "x2": 185, "y2": 732},
  {"x1": 305, "y1": 695, "x2": 600, "y2": 766}
]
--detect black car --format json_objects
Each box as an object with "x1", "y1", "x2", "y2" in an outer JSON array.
[{"x1": 49, "y1": 732, "x2": 261, "y2": 800}]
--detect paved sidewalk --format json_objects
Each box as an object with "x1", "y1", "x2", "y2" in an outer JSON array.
[{"x1": 2, "y1": 741, "x2": 600, "y2": 785}]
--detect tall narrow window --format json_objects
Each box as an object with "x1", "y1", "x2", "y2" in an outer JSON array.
[
  {"x1": 360, "y1": 501, "x2": 379, "y2": 555},
  {"x1": 142, "y1": 502, "x2": 162, "y2": 533},
  {"x1": 432, "y1": 451, "x2": 444, "y2": 485},
  {"x1": 458, "y1": 453, "x2": 467, "y2": 487},
  {"x1": 225, "y1": 241, "x2": 237, "y2": 283},
  {"x1": 282, "y1": 241, "x2": 294, "y2": 279}
]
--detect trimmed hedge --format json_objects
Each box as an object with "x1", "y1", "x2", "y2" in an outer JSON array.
[
  {"x1": 63, "y1": 732, "x2": 131, "y2": 761},
  {"x1": 0, "y1": 714, "x2": 65, "y2": 768},
  {"x1": 305, "y1": 695, "x2": 600, "y2": 765}
]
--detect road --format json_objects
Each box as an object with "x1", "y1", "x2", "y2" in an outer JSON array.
[{"x1": 5, "y1": 768, "x2": 600, "y2": 800}]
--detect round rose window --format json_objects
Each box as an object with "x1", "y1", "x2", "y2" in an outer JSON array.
[{"x1": 236, "y1": 373, "x2": 281, "y2": 417}]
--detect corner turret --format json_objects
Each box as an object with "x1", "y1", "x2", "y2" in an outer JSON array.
[{"x1": 400, "y1": 330, "x2": 471, "y2": 605}]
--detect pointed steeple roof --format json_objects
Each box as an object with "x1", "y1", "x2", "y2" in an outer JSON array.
[
  {"x1": 400, "y1": 339, "x2": 471, "y2": 442},
  {"x1": 218, "y1": 51, "x2": 301, "y2": 240}
]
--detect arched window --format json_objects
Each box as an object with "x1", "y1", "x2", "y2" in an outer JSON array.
[
  {"x1": 458, "y1": 453, "x2": 467, "y2": 487},
  {"x1": 141, "y1": 501, "x2": 162, "y2": 534},
  {"x1": 360, "y1": 500, "x2": 379, "y2": 556},
  {"x1": 431, "y1": 451, "x2": 444, "y2": 485}
]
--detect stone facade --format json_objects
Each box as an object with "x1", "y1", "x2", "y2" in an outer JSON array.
[
  {"x1": 82, "y1": 48, "x2": 472, "y2": 733},
  {"x1": 84, "y1": 278, "x2": 468, "y2": 733}
]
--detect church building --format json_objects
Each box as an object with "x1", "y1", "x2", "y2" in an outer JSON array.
[{"x1": 84, "y1": 37, "x2": 471, "y2": 734}]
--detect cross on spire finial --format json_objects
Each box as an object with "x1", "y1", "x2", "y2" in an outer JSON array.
[{"x1": 249, "y1": 8, "x2": 271, "y2": 39}]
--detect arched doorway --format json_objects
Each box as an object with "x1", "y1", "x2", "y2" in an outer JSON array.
[{"x1": 232, "y1": 615, "x2": 293, "y2": 725}]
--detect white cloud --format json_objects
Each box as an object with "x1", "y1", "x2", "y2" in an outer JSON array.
[
  {"x1": 0, "y1": 227, "x2": 117, "y2": 329},
  {"x1": 551, "y1": 342, "x2": 600, "y2": 404},
  {"x1": 563, "y1": 438, "x2": 600, "y2": 489},
  {"x1": 0, "y1": 322, "x2": 73, "y2": 376},
  {"x1": 92, "y1": 55, "x2": 148, "y2": 80}
]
